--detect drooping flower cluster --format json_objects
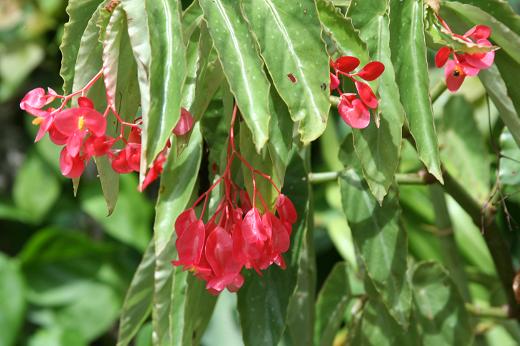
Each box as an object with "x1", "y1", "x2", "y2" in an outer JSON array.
[
  {"x1": 172, "y1": 106, "x2": 297, "y2": 294},
  {"x1": 434, "y1": 17, "x2": 495, "y2": 92},
  {"x1": 20, "y1": 70, "x2": 194, "y2": 191},
  {"x1": 329, "y1": 56, "x2": 385, "y2": 129}
]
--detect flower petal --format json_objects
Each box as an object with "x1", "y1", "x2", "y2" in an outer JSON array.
[
  {"x1": 173, "y1": 108, "x2": 194, "y2": 136},
  {"x1": 445, "y1": 60, "x2": 466, "y2": 92},
  {"x1": 338, "y1": 97, "x2": 371, "y2": 129},
  {"x1": 435, "y1": 46, "x2": 452, "y2": 68},
  {"x1": 464, "y1": 25, "x2": 491, "y2": 41},
  {"x1": 357, "y1": 61, "x2": 385, "y2": 81},
  {"x1": 334, "y1": 56, "x2": 360, "y2": 73},
  {"x1": 355, "y1": 81, "x2": 378, "y2": 109}
]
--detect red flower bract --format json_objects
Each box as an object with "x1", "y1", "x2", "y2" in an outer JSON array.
[
  {"x1": 329, "y1": 55, "x2": 384, "y2": 129},
  {"x1": 171, "y1": 105, "x2": 297, "y2": 294},
  {"x1": 434, "y1": 18, "x2": 495, "y2": 92}
]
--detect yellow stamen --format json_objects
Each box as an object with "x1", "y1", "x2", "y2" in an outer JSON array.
[
  {"x1": 78, "y1": 116, "x2": 85, "y2": 130},
  {"x1": 32, "y1": 117, "x2": 44, "y2": 126}
]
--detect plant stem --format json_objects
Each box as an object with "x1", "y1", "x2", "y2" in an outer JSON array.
[
  {"x1": 430, "y1": 185, "x2": 471, "y2": 302},
  {"x1": 431, "y1": 80, "x2": 448, "y2": 104},
  {"x1": 442, "y1": 171, "x2": 520, "y2": 319},
  {"x1": 466, "y1": 303, "x2": 510, "y2": 320},
  {"x1": 307, "y1": 171, "x2": 435, "y2": 185}
]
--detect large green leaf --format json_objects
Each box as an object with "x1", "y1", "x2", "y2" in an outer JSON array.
[
  {"x1": 351, "y1": 278, "x2": 418, "y2": 346},
  {"x1": 479, "y1": 65, "x2": 520, "y2": 148},
  {"x1": 411, "y1": 262, "x2": 473, "y2": 346},
  {"x1": 444, "y1": 0, "x2": 520, "y2": 36},
  {"x1": 199, "y1": 0, "x2": 271, "y2": 151},
  {"x1": 241, "y1": 0, "x2": 330, "y2": 144},
  {"x1": 348, "y1": 0, "x2": 405, "y2": 202},
  {"x1": 117, "y1": 242, "x2": 155, "y2": 346},
  {"x1": 20, "y1": 228, "x2": 131, "y2": 343},
  {"x1": 438, "y1": 96, "x2": 490, "y2": 202},
  {"x1": 314, "y1": 262, "x2": 362, "y2": 346},
  {"x1": 0, "y1": 254, "x2": 26, "y2": 346},
  {"x1": 284, "y1": 150, "x2": 316, "y2": 345},
  {"x1": 151, "y1": 125, "x2": 216, "y2": 346},
  {"x1": 389, "y1": 0, "x2": 442, "y2": 182},
  {"x1": 144, "y1": 0, "x2": 186, "y2": 166},
  {"x1": 60, "y1": 0, "x2": 103, "y2": 94},
  {"x1": 340, "y1": 167, "x2": 411, "y2": 327},
  {"x1": 13, "y1": 152, "x2": 60, "y2": 223}
]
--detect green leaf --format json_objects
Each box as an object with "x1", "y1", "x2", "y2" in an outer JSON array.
[
  {"x1": 389, "y1": 0, "x2": 443, "y2": 182},
  {"x1": 411, "y1": 262, "x2": 473, "y2": 346},
  {"x1": 117, "y1": 242, "x2": 155, "y2": 346},
  {"x1": 499, "y1": 128, "x2": 520, "y2": 204},
  {"x1": 340, "y1": 167, "x2": 411, "y2": 327},
  {"x1": 28, "y1": 328, "x2": 87, "y2": 346},
  {"x1": 479, "y1": 65, "x2": 520, "y2": 148},
  {"x1": 102, "y1": 4, "x2": 125, "y2": 109},
  {"x1": 314, "y1": 262, "x2": 361, "y2": 346},
  {"x1": 80, "y1": 174, "x2": 152, "y2": 252},
  {"x1": 317, "y1": 0, "x2": 369, "y2": 61},
  {"x1": 200, "y1": 0, "x2": 272, "y2": 151},
  {"x1": 144, "y1": 0, "x2": 187, "y2": 166},
  {"x1": 444, "y1": 0, "x2": 520, "y2": 36},
  {"x1": 443, "y1": 1, "x2": 520, "y2": 65},
  {"x1": 152, "y1": 125, "x2": 214, "y2": 346},
  {"x1": 13, "y1": 152, "x2": 60, "y2": 223},
  {"x1": 284, "y1": 150, "x2": 316, "y2": 345},
  {"x1": 0, "y1": 254, "x2": 26, "y2": 346},
  {"x1": 438, "y1": 96, "x2": 490, "y2": 202},
  {"x1": 352, "y1": 278, "x2": 418, "y2": 346},
  {"x1": 20, "y1": 228, "x2": 130, "y2": 342},
  {"x1": 60, "y1": 0, "x2": 103, "y2": 94},
  {"x1": 348, "y1": 1, "x2": 405, "y2": 202},
  {"x1": 241, "y1": 0, "x2": 330, "y2": 144}
]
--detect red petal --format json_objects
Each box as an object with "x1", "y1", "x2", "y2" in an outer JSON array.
[
  {"x1": 173, "y1": 108, "x2": 194, "y2": 136},
  {"x1": 175, "y1": 208, "x2": 198, "y2": 237},
  {"x1": 357, "y1": 61, "x2": 385, "y2": 81},
  {"x1": 66, "y1": 131, "x2": 84, "y2": 157},
  {"x1": 334, "y1": 56, "x2": 360, "y2": 73},
  {"x1": 355, "y1": 81, "x2": 378, "y2": 109},
  {"x1": 54, "y1": 109, "x2": 79, "y2": 136},
  {"x1": 445, "y1": 60, "x2": 466, "y2": 92},
  {"x1": 242, "y1": 208, "x2": 268, "y2": 243},
  {"x1": 276, "y1": 194, "x2": 297, "y2": 225},
  {"x1": 59, "y1": 148, "x2": 86, "y2": 178},
  {"x1": 78, "y1": 97, "x2": 94, "y2": 108},
  {"x1": 435, "y1": 47, "x2": 452, "y2": 68},
  {"x1": 174, "y1": 220, "x2": 206, "y2": 267},
  {"x1": 464, "y1": 25, "x2": 491, "y2": 41},
  {"x1": 338, "y1": 97, "x2": 371, "y2": 129},
  {"x1": 82, "y1": 108, "x2": 107, "y2": 136},
  {"x1": 330, "y1": 73, "x2": 340, "y2": 90}
]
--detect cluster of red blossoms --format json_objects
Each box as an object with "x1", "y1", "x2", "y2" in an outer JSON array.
[
  {"x1": 435, "y1": 17, "x2": 495, "y2": 92},
  {"x1": 329, "y1": 56, "x2": 385, "y2": 129},
  {"x1": 19, "y1": 70, "x2": 194, "y2": 191},
  {"x1": 172, "y1": 106, "x2": 297, "y2": 294}
]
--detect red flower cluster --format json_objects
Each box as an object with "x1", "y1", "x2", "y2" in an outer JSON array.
[
  {"x1": 330, "y1": 56, "x2": 385, "y2": 129},
  {"x1": 172, "y1": 106, "x2": 297, "y2": 295},
  {"x1": 20, "y1": 70, "x2": 194, "y2": 191},
  {"x1": 434, "y1": 18, "x2": 495, "y2": 92}
]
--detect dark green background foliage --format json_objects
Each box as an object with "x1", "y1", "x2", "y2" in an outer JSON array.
[{"x1": 1, "y1": 0, "x2": 520, "y2": 345}]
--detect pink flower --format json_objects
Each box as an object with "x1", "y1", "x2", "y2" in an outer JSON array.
[
  {"x1": 330, "y1": 56, "x2": 384, "y2": 129},
  {"x1": 53, "y1": 97, "x2": 107, "y2": 156},
  {"x1": 434, "y1": 22, "x2": 495, "y2": 92}
]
